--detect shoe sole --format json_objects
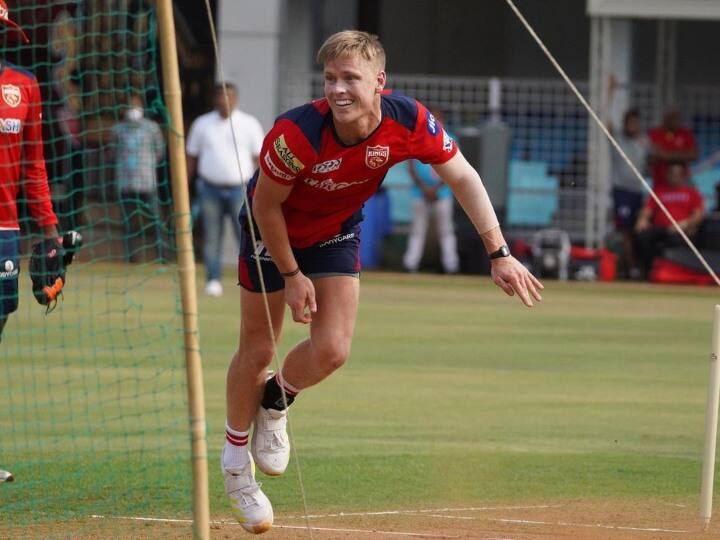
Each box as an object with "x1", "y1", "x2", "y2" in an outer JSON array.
[{"x1": 241, "y1": 521, "x2": 273, "y2": 534}]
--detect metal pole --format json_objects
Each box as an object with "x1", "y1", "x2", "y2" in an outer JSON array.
[{"x1": 155, "y1": 2, "x2": 211, "y2": 538}]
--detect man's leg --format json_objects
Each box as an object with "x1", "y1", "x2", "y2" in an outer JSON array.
[
  {"x1": 226, "y1": 288, "x2": 286, "y2": 433},
  {"x1": 0, "y1": 316, "x2": 8, "y2": 478},
  {"x1": 223, "y1": 286, "x2": 285, "y2": 533},
  {"x1": 435, "y1": 198, "x2": 459, "y2": 274},
  {"x1": 403, "y1": 199, "x2": 429, "y2": 272},
  {"x1": 280, "y1": 275, "x2": 359, "y2": 390},
  {"x1": 199, "y1": 184, "x2": 224, "y2": 292}
]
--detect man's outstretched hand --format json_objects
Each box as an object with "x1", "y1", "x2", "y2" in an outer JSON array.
[{"x1": 491, "y1": 256, "x2": 544, "y2": 307}]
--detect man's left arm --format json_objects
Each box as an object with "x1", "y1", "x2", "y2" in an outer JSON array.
[
  {"x1": 433, "y1": 152, "x2": 543, "y2": 307},
  {"x1": 23, "y1": 79, "x2": 58, "y2": 238}
]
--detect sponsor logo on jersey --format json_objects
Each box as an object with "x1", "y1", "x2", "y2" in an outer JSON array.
[
  {"x1": 2, "y1": 85, "x2": 21, "y2": 108},
  {"x1": 0, "y1": 118, "x2": 21, "y2": 134},
  {"x1": 312, "y1": 158, "x2": 342, "y2": 174},
  {"x1": 426, "y1": 111, "x2": 438, "y2": 136},
  {"x1": 365, "y1": 145, "x2": 389, "y2": 169},
  {"x1": 304, "y1": 177, "x2": 370, "y2": 192},
  {"x1": 273, "y1": 134, "x2": 304, "y2": 174},
  {"x1": 442, "y1": 129, "x2": 454, "y2": 152},
  {"x1": 263, "y1": 152, "x2": 293, "y2": 181},
  {"x1": 0, "y1": 259, "x2": 18, "y2": 279}
]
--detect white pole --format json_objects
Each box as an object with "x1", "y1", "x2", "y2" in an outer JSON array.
[{"x1": 700, "y1": 305, "x2": 720, "y2": 530}]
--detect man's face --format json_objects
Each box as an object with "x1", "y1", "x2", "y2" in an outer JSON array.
[
  {"x1": 663, "y1": 108, "x2": 682, "y2": 131},
  {"x1": 214, "y1": 87, "x2": 237, "y2": 118},
  {"x1": 667, "y1": 164, "x2": 686, "y2": 187},
  {"x1": 624, "y1": 115, "x2": 640, "y2": 137},
  {"x1": 323, "y1": 54, "x2": 385, "y2": 125}
]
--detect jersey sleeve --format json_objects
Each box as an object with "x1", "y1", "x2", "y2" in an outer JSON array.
[
  {"x1": 22, "y1": 77, "x2": 57, "y2": 228},
  {"x1": 258, "y1": 118, "x2": 316, "y2": 185},
  {"x1": 407, "y1": 100, "x2": 458, "y2": 165}
]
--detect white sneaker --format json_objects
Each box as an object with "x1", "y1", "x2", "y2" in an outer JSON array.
[
  {"x1": 251, "y1": 407, "x2": 290, "y2": 476},
  {"x1": 222, "y1": 449, "x2": 273, "y2": 534},
  {"x1": 0, "y1": 469, "x2": 14, "y2": 483},
  {"x1": 205, "y1": 280, "x2": 223, "y2": 297}
]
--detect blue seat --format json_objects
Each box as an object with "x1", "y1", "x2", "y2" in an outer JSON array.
[
  {"x1": 506, "y1": 160, "x2": 559, "y2": 226},
  {"x1": 692, "y1": 167, "x2": 720, "y2": 211}
]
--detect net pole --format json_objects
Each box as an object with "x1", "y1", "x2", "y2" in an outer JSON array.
[
  {"x1": 701, "y1": 305, "x2": 720, "y2": 530},
  {"x1": 155, "y1": 1, "x2": 210, "y2": 539}
]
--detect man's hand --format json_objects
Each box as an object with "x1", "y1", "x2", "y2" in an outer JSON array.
[
  {"x1": 284, "y1": 272, "x2": 317, "y2": 324},
  {"x1": 490, "y1": 256, "x2": 544, "y2": 308}
]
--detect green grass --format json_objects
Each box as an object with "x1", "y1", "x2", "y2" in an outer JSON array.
[{"x1": 2, "y1": 266, "x2": 719, "y2": 526}]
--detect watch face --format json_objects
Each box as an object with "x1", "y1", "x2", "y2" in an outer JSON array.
[{"x1": 491, "y1": 245, "x2": 510, "y2": 259}]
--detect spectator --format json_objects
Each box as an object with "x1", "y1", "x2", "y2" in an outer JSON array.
[
  {"x1": 112, "y1": 93, "x2": 165, "y2": 262},
  {"x1": 634, "y1": 162, "x2": 705, "y2": 279},
  {"x1": 186, "y1": 82, "x2": 264, "y2": 297},
  {"x1": 648, "y1": 106, "x2": 698, "y2": 190},
  {"x1": 610, "y1": 108, "x2": 648, "y2": 279},
  {"x1": 402, "y1": 121, "x2": 459, "y2": 273}
]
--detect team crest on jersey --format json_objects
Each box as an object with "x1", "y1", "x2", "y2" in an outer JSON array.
[
  {"x1": 365, "y1": 145, "x2": 389, "y2": 169},
  {"x1": 2, "y1": 85, "x2": 21, "y2": 108}
]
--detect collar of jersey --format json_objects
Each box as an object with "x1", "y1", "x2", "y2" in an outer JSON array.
[{"x1": 329, "y1": 110, "x2": 384, "y2": 148}]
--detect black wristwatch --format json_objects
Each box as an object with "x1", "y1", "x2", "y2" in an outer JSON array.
[{"x1": 489, "y1": 245, "x2": 511, "y2": 260}]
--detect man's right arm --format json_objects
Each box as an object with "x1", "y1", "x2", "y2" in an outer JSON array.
[
  {"x1": 253, "y1": 170, "x2": 316, "y2": 323},
  {"x1": 186, "y1": 155, "x2": 197, "y2": 183}
]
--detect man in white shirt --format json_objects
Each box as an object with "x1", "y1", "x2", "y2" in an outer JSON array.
[{"x1": 186, "y1": 83, "x2": 264, "y2": 296}]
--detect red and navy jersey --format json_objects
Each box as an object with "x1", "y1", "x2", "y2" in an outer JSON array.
[
  {"x1": 251, "y1": 92, "x2": 458, "y2": 248},
  {"x1": 0, "y1": 62, "x2": 57, "y2": 230}
]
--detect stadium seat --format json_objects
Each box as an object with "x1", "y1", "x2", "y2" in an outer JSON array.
[{"x1": 506, "y1": 160, "x2": 559, "y2": 226}]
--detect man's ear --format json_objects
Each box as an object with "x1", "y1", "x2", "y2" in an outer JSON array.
[{"x1": 376, "y1": 71, "x2": 386, "y2": 93}]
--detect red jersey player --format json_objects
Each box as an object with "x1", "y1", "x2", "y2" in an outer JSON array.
[
  {"x1": 0, "y1": 1, "x2": 60, "y2": 484},
  {"x1": 222, "y1": 30, "x2": 543, "y2": 533},
  {"x1": 648, "y1": 106, "x2": 699, "y2": 190}
]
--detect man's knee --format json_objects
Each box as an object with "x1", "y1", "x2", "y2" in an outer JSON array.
[
  {"x1": 313, "y1": 339, "x2": 351, "y2": 374},
  {"x1": 236, "y1": 340, "x2": 276, "y2": 372}
]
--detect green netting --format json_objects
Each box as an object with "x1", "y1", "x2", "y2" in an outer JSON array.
[{"x1": 0, "y1": 1, "x2": 192, "y2": 533}]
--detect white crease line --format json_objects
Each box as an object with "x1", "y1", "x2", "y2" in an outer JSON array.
[
  {"x1": 275, "y1": 524, "x2": 460, "y2": 538},
  {"x1": 90, "y1": 515, "x2": 460, "y2": 538},
  {"x1": 492, "y1": 518, "x2": 687, "y2": 534},
  {"x1": 283, "y1": 504, "x2": 559, "y2": 520}
]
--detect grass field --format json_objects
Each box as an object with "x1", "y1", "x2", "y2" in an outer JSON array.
[{"x1": 2, "y1": 265, "x2": 719, "y2": 538}]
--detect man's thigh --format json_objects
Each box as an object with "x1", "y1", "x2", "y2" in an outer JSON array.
[
  {"x1": 0, "y1": 231, "x2": 20, "y2": 317},
  {"x1": 310, "y1": 276, "x2": 360, "y2": 349},
  {"x1": 239, "y1": 286, "x2": 286, "y2": 347}
]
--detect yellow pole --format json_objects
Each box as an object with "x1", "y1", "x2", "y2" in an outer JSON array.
[{"x1": 155, "y1": 1, "x2": 210, "y2": 538}]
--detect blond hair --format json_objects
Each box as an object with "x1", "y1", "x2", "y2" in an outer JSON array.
[{"x1": 316, "y1": 30, "x2": 386, "y2": 71}]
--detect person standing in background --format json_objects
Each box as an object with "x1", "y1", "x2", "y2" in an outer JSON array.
[
  {"x1": 0, "y1": 0, "x2": 61, "y2": 483},
  {"x1": 186, "y1": 83, "x2": 264, "y2": 297},
  {"x1": 610, "y1": 108, "x2": 648, "y2": 279},
  {"x1": 402, "y1": 113, "x2": 460, "y2": 274},
  {"x1": 113, "y1": 93, "x2": 165, "y2": 262}
]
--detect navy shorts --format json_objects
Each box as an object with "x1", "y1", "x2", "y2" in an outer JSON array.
[
  {"x1": 0, "y1": 231, "x2": 20, "y2": 317},
  {"x1": 238, "y1": 225, "x2": 362, "y2": 293},
  {"x1": 612, "y1": 187, "x2": 643, "y2": 231}
]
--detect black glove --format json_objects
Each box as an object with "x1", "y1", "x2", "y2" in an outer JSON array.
[{"x1": 29, "y1": 231, "x2": 82, "y2": 312}]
